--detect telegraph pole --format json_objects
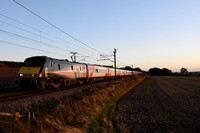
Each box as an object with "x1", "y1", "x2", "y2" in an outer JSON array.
[{"x1": 114, "y1": 48, "x2": 117, "y2": 79}]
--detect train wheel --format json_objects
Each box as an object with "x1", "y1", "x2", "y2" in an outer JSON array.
[
  {"x1": 40, "y1": 81, "x2": 47, "y2": 92},
  {"x1": 89, "y1": 78, "x2": 94, "y2": 83},
  {"x1": 58, "y1": 80, "x2": 64, "y2": 90}
]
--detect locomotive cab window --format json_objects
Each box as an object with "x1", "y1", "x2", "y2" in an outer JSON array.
[
  {"x1": 23, "y1": 57, "x2": 45, "y2": 67},
  {"x1": 80, "y1": 67, "x2": 81, "y2": 71},
  {"x1": 71, "y1": 66, "x2": 73, "y2": 70}
]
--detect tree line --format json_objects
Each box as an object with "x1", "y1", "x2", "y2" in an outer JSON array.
[
  {"x1": 124, "y1": 66, "x2": 199, "y2": 76},
  {"x1": 0, "y1": 61, "x2": 22, "y2": 68},
  {"x1": 149, "y1": 67, "x2": 172, "y2": 76},
  {"x1": 148, "y1": 67, "x2": 200, "y2": 76}
]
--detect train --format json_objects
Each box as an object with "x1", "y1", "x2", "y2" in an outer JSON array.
[{"x1": 15, "y1": 56, "x2": 141, "y2": 90}]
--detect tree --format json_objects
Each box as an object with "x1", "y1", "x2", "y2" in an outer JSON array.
[
  {"x1": 162, "y1": 68, "x2": 172, "y2": 75},
  {"x1": 149, "y1": 67, "x2": 172, "y2": 76},
  {"x1": 149, "y1": 67, "x2": 162, "y2": 75},
  {"x1": 124, "y1": 66, "x2": 132, "y2": 70},
  {"x1": 134, "y1": 67, "x2": 142, "y2": 72},
  {"x1": 180, "y1": 68, "x2": 188, "y2": 75}
]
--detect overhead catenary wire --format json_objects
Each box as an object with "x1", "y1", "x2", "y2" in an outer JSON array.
[
  {"x1": 13, "y1": 0, "x2": 103, "y2": 55},
  {"x1": 0, "y1": 39, "x2": 112, "y2": 66},
  {"x1": 0, "y1": 29, "x2": 101, "y2": 63},
  {"x1": 0, "y1": 40, "x2": 66, "y2": 56},
  {"x1": 0, "y1": 29, "x2": 101, "y2": 61},
  {"x1": 0, "y1": 13, "x2": 99, "y2": 56},
  {"x1": 0, "y1": 20, "x2": 99, "y2": 57},
  {"x1": 1, "y1": 2, "x2": 119, "y2": 67},
  {"x1": 1, "y1": 3, "x2": 114, "y2": 65},
  {"x1": 0, "y1": 29, "x2": 71, "y2": 52}
]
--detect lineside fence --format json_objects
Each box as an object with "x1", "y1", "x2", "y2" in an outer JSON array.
[{"x1": 0, "y1": 112, "x2": 35, "y2": 123}]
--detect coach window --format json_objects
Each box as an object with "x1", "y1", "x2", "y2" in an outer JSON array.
[
  {"x1": 80, "y1": 67, "x2": 81, "y2": 71},
  {"x1": 58, "y1": 64, "x2": 60, "y2": 70},
  {"x1": 71, "y1": 66, "x2": 73, "y2": 70}
]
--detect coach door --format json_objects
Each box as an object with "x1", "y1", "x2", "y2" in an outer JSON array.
[
  {"x1": 75, "y1": 65, "x2": 81, "y2": 79},
  {"x1": 48, "y1": 61, "x2": 53, "y2": 71},
  {"x1": 47, "y1": 60, "x2": 54, "y2": 77},
  {"x1": 70, "y1": 65, "x2": 76, "y2": 80}
]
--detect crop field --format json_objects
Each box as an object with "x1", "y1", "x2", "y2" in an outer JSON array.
[
  {"x1": 113, "y1": 76, "x2": 200, "y2": 132},
  {"x1": 0, "y1": 67, "x2": 19, "y2": 89}
]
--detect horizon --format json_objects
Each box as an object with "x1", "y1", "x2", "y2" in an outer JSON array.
[{"x1": 1, "y1": 59, "x2": 199, "y2": 73}]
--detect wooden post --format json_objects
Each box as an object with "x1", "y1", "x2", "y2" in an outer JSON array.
[
  {"x1": 15, "y1": 112, "x2": 20, "y2": 121},
  {"x1": 32, "y1": 112, "x2": 35, "y2": 120},
  {"x1": 28, "y1": 112, "x2": 31, "y2": 123},
  {"x1": 28, "y1": 112, "x2": 35, "y2": 124}
]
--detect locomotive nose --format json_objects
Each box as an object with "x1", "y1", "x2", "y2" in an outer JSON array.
[{"x1": 31, "y1": 80, "x2": 37, "y2": 86}]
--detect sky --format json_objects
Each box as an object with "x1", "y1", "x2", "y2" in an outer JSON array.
[{"x1": 0, "y1": 0, "x2": 200, "y2": 72}]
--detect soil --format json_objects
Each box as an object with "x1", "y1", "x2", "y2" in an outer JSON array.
[
  {"x1": 0, "y1": 67, "x2": 19, "y2": 77},
  {"x1": 0, "y1": 67, "x2": 19, "y2": 89},
  {"x1": 113, "y1": 76, "x2": 200, "y2": 132}
]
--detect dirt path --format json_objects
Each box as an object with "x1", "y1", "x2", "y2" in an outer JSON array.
[{"x1": 113, "y1": 76, "x2": 200, "y2": 132}]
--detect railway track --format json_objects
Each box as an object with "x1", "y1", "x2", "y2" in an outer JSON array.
[
  {"x1": 0, "y1": 81, "x2": 90, "y2": 102},
  {"x1": 0, "y1": 77, "x2": 124, "y2": 103},
  {"x1": 0, "y1": 79, "x2": 111, "y2": 103},
  {"x1": 0, "y1": 88, "x2": 61, "y2": 102},
  {"x1": 0, "y1": 87, "x2": 21, "y2": 93}
]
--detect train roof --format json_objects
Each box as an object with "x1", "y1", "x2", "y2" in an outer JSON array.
[
  {"x1": 25, "y1": 56, "x2": 88, "y2": 65},
  {"x1": 25, "y1": 56, "x2": 141, "y2": 72}
]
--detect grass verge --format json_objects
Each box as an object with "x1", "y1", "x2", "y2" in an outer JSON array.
[
  {"x1": 87, "y1": 75, "x2": 144, "y2": 133},
  {"x1": 0, "y1": 75, "x2": 145, "y2": 133}
]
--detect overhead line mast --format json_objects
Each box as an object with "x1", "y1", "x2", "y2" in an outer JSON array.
[
  {"x1": 114, "y1": 48, "x2": 117, "y2": 79},
  {"x1": 98, "y1": 48, "x2": 117, "y2": 79}
]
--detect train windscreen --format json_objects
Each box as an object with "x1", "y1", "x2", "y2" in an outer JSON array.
[{"x1": 23, "y1": 57, "x2": 46, "y2": 67}]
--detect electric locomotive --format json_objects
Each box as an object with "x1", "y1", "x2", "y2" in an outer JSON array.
[{"x1": 16, "y1": 56, "x2": 87, "y2": 90}]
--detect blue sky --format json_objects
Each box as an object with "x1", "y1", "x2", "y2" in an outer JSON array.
[{"x1": 0, "y1": 0, "x2": 200, "y2": 72}]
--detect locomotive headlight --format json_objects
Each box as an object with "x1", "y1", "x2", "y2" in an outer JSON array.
[
  {"x1": 38, "y1": 74, "x2": 42, "y2": 77},
  {"x1": 19, "y1": 74, "x2": 23, "y2": 76}
]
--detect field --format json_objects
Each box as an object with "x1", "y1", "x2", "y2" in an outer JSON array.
[
  {"x1": 113, "y1": 76, "x2": 200, "y2": 132},
  {"x1": 0, "y1": 67, "x2": 19, "y2": 89}
]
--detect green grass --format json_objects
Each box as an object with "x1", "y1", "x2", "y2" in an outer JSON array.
[
  {"x1": 87, "y1": 76, "x2": 140, "y2": 133},
  {"x1": 87, "y1": 99, "x2": 116, "y2": 133}
]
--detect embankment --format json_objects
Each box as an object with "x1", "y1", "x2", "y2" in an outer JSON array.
[{"x1": 0, "y1": 75, "x2": 145, "y2": 133}]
